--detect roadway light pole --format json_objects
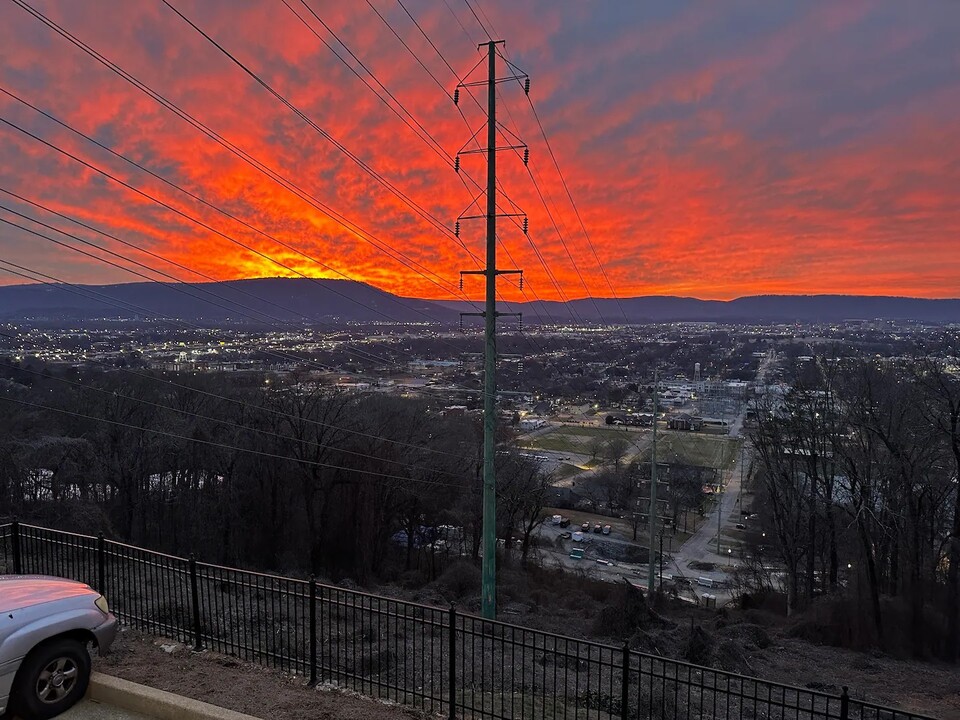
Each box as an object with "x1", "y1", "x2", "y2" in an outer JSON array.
[{"x1": 717, "y1": 478, "x2": 723, "y2": 555}]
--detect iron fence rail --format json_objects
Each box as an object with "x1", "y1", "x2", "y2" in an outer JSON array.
[{"x1": 0, "y1": 522, "x2": 938, "y2": 720}]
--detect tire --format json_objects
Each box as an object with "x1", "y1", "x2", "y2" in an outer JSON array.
[{"x1": 12, "y1": 638, "x2": 91, "y2": 720}]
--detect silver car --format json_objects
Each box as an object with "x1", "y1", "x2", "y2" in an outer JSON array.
[{"x1": 0, "y1": 575, "x2": 118, "y2": 719}]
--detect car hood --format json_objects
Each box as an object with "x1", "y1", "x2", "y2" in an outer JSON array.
[{"x1": 0, "y1": 575, "x2": 96, "y2": 613}]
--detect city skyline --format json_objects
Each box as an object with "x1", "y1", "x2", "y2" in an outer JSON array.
[{"x1": 1, "y1": 0, "x2": 959, "y2": 301}]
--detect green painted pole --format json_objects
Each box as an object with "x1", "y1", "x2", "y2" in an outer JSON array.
[{"x1": 481, "y1": 40, "x2": 500, "y2": 620}]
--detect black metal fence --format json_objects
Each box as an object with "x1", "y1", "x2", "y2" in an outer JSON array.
[{"x1": 0, "y1": 522, "x2": 937, "y2": 720}]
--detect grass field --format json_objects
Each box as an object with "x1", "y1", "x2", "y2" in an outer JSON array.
[
  {"x1": 520, "y1": 425, "x2": 647, "y2": 456},
  {"x1": 643, "y1": 432, "x2": 741, "y2": 470}
]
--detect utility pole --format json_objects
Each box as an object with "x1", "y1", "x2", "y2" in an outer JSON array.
[
  {"x1": 717, "y1": 476, "x2": 723, "y2": 554},
  {"x1": 455, "y1": 41, "x2": 528, "y2": 620},
  {"x1": 647, "y1": 368, "x2": 658, "y2": 595},
  {"x1": 480, "y1": 40, "x2": 499, "y2": 621}
]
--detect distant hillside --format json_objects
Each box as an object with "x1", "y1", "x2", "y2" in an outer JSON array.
[
  {"x1": 0, "y1": 278, "x2": 956, "y2": 324},
  {"x1": 437, "y1": 294, "x2": 960, "y2": 323},
  {"x1": 0, "y1": 278, "x2": 455, "y2": 324}
]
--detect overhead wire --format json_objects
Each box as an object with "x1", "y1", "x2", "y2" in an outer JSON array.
[
  {"x1": 0, "y1": 393, "x2": 464, "y2": 489},
  {"x1": 494, "y1": 42, "x2": 630, "y2": 323},
  {"x1": 0, "y1": 205, "x2": 392, "y2": 366},
  {"x1": 278, "y1": 0, "x2": 552, "y2": 345},
  {"x1": 9, "y1": 0, "x2": 480, "y2": 315},
  {"x1": 0, "y1": 88, "x2": 478, "y2": 332},
  {"x1": 0, "y1": 113, "x2": 501, "y2": 370},
  {"x1": 0, "y1": 262, "x2": 473, "y2": 462},
  {"x1": 0, "y1": 357, "x2": 465, "y2": 481},
  {"x1": 270, "y1": 0, "x2": 551, "y2": 338},
  {"x1": 0, "y1": 90, "x2": 524, "y2": 380},
  {"x1": 448, "y1": 1, "x2": 625, "y2": 323},
  {"x1": 0, "y1": 206, "x2": 505, "y2": 405},
  {"x1": 8, "y1": 0, "x2": 555, "y2": 388},
  {"x1": 387, "y1": 0, "x2": 585, "y2": 326},
  {"x1": 159, "y1": 0, "x2": 473, "y2": 262}
]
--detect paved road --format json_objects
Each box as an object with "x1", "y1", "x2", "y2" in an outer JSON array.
[
  {"x1": 665, "y1": 351, "x2": 776, "y2": 604},
  {"x1": 12, "y1": 699, "x2": 153, "y2": 720}
]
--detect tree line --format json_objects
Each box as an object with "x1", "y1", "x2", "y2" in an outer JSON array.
[
  {"x1": 749, "y1": 356, "x2": 960, "y2": 662},
  {"x1": 0, "y1": 363, "x2": 551, "y2": 583}
]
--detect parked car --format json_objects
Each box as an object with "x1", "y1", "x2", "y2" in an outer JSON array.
[
  {"x1": 592, "y1": 523, "x2": 602, "y2": 534},
  {"x1": 0, "y1": 575, "x2": 118, "y2": 719},
  {"x1": 581, "y1": 522, "x2": 590, "y2": 532},
  {"x1": 558, "y1": 517, "x2": 570, "y2": 528},
  {"x1": 601, "y1": 525, "x2": 611, "y2": 535}
]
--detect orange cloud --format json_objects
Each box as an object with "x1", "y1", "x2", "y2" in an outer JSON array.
[{"x1": 0, "y1": 0, "x2": 957, "y2": 304}]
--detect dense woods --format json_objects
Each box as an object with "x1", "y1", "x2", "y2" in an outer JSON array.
[
  {"x1": 749, "y1": 356, "x2": 960, "y2": 662},
  {"x1": 0, "y1": 364, "x2": 550, "y2": 582}
]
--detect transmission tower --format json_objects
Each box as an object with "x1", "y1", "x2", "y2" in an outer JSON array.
[{"x1": 455, "y1": 40, "x2": 528, "y2": 620}]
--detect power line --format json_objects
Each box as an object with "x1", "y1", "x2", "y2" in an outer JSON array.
[
  {"x1": 449, "y1": 4, "x2": 626, "y2": 322},
  {"x1": 0, "y1": 111, "x2": 508, "y2": 371},
  {"x1": 0, "y1": 264, "x2": 473, "y2": 463},
  {"x1": 0, "y1": 358, "x2": 465, "y2": 481},
  {"x1": 382, "y1": 1, "x2": 584, "y2": 325},
  {"x1": 461, "y1": 0, "x2": 492, "y2": 40},
  {"x1": 10, "y1": 0, "x2": 549, "y2": 381},
  {"x1": 0, "y1": 393, "x2": 463, "y2": 489},
  {"x1": 0, "y1": 204, "x2": 392, "y2": 366},
  {"x1": 390, "y1": 1, "x2": 585, "y2": 324},
  {"x1": 0, "y1": 114, "x2": 457, "y2": 329},
  {"x1": 0, "y1": 87, "x2": 480, "y2": 330},
  {"x1": 9, "y1": 0, "x2": 478, "y2": 312},
  {"x1": 159, "y1": 0, "x2": 467, "y2": 252},
  {"x1": 272, "y1": 0, "x2": 553, "y2": 339},
  {"x1": 0, "y1": 90, "x2": 518, "y2": 372}
]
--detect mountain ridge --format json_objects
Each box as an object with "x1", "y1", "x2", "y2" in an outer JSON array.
[{"x1": 0, "y1": 278, "x2": 957, "y2": 324}]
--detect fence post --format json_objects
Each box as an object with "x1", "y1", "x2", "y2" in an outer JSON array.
[
  {"x1": 448, "y1": 603, "x2": 457, "y2": 720},
  {"x1": 309, "y1": 576, "x2": 318, "y2": 686},
  {"x1": 96, "y1": 532, "x2": 106, "y2": 596},
  {"x1": 840, "y1": 686, "x2": 849, "y2": 720},
  {"x1": 189, "y1": 555, "x2": 203, "y2": 651},
  {"x1": 620, "y1": 642, "x2": 630, "y2": 720},
  {"x1": 11, "y1": 519, "x2": 21, "y2": 574}
]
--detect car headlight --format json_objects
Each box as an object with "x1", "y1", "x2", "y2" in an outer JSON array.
[{"x1": 95, "y1": 595, "x2": 110, "y2": 614}]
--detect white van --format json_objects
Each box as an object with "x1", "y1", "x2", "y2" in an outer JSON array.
[{"x1": 696, "y1": 576, "x2": 716, "y2": 588}]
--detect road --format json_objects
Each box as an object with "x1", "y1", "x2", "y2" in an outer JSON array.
[
  {"x1": 19, "y1": 699, "x2": 154, "y2": 720},
  {"x1": 521, "y1": 353, "x2": 777, "y2": 601},
  {"x1": 664, "y1": 350, "x2": 777, "y2": 604}
]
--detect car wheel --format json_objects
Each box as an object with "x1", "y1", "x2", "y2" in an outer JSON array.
[{"x1": 13, "y1": 638, "x2": 91, "y2": 720}]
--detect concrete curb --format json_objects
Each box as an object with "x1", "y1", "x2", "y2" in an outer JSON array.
[{"x1": 88, "y1": 672, "x2": 261, "y2": 720}]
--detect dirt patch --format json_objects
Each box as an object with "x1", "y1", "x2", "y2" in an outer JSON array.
[{"x1": 95, "y1": 630, "x2": 431, "y2": 720}]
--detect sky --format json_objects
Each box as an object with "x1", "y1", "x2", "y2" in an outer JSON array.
[{"x1": 0, "y1": 0, "x2": 958, "y2": 302}]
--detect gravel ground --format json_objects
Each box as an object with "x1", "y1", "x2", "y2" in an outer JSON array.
[{"x1": 94, "y1": 630, "x2": 434, "y2": 720}]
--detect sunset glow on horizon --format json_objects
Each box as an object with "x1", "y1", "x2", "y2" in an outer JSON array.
[{"x1": 1, "y1": 1, "x2": 959, "y2": 302}]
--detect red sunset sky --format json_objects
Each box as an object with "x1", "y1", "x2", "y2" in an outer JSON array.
[{"x1": 0, "y1": 1, "x2": 958, "y2": 301}]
